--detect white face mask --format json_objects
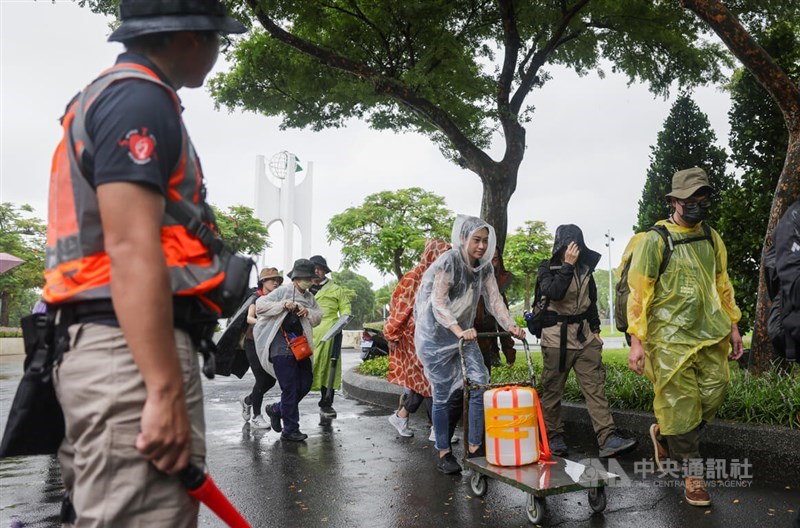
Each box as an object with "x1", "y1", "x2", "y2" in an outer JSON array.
[{"x1": 296, "y1": 279, "x2": 313, "y2": 290}]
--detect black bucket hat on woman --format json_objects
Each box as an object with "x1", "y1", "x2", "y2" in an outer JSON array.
[
  {"x1": 287, "y1": 259, "x2": 317, "y2": 280},
  {"x1": 309, "y1": 255, "x2": 332, "y2": 274},
  {"x1": 108, "y1": 0, "x2": 247, "y2": 42},
  {"x1": 665, "y1": 167, "x2": 713, "y2": 200}
]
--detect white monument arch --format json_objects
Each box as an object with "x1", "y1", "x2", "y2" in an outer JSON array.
[{"x1": 254, "y1": 151, "x2": 313, "y2": 274}]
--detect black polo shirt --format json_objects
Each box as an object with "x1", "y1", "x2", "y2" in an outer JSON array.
[{"x1": 81, "y1": 52, "x2": 184, "y2": 195}]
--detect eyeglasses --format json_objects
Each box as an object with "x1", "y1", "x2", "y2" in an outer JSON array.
[
  {"x1": 679, "y1": 198, "x2": 711, "y2": 209},
  {"x1": 219, "y1": 34, "x2": 232, "y2": 53}
]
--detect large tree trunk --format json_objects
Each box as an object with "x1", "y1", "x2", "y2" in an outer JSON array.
[
  {"x1": 681, "y1": 0, "x2": 800, "y2": 374},
  {"x1": 480, "y1": 168, "x2": 516, "y2": 252},
  {"x1": 0, "y1": 290, "x2": 9, "y2": 327}
]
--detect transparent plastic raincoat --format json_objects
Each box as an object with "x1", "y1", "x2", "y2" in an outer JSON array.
[
  {"x1": 627, "y1": 220, "x2": 741, "y2": 436},
  {"x1": 414, "y1": 215, "x2": 516, "y2": 403}
]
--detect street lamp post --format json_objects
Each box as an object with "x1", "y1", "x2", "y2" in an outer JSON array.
[{"x1": 605, "y1": 230, "x2": 615, "y2": 333}]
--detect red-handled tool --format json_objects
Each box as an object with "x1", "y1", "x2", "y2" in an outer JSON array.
[{"x1": 180, "y1": 464, "x2": 251, "y2": 528}]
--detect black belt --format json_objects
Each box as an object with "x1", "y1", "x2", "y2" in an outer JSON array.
[{"x1": 551, "y1": 311, "x2": 589, "y2": 373}]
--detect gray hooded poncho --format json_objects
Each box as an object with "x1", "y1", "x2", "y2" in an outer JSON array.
[{"x1": 413, "y1": 215, "x2": 516, "y2": 403}]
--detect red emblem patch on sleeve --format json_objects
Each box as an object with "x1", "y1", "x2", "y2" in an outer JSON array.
[{"x1": 118, "y1": 128, "x2": 157, "y2": 165}]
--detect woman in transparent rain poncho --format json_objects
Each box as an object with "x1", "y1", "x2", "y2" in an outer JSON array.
[{"x1": 415, "y1": 215, "x2": 526, "y2": 474}]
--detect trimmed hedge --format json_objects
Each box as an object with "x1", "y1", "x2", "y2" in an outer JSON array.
[{"x1": 357, "y1": 354, "x2": 800, "y2": 429}]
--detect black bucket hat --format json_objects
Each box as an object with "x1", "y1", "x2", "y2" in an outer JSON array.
[
  {"x1": 287, "y1": 259, "x2": 316, "y2": 280},
  {"x1": 309, "y1": 255, "x2": 332, "y2": 274},
  {"x1": 108, "y1": 0, "x2": 247, "y2": 43}
]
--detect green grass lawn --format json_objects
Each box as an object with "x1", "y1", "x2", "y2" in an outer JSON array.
[{"x1": 358, "y1": 346, "x2": 800, "y2": 429}]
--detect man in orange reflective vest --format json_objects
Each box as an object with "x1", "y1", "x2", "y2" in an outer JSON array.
[{"x1": 43, "y1": 1, "x2": 245, "y2": 525}]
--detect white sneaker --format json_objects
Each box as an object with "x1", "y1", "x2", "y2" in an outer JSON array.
[
  {"x1": 429, "y1": 425, "x2": 459, "y2": 444},
  {"x1": 251, "y1": 414, "x2": 271, "y2": 430},
  {"x1": 240, "y1": 394, "x2": 251, "y2": 422},
  {"x1": 388, "y1": 412, "x2": 414, "y2": 437}
]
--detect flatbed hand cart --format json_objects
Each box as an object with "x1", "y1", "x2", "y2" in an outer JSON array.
[{"x1": 459, "y1": 333, "x2": 617, "y2": 524}]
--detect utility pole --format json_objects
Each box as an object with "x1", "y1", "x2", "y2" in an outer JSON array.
[{"x1": 605, "y1": 230, "x2": 615, "y2": 333}]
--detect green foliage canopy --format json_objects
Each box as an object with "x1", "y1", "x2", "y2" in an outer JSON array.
[
  {"x1": 503, "y1": 220, "x2": 553, "y2": 310},
  {"x1": 0, "y1": 203, "x2": 46, "y2": 326},
  {"x1": 326, "y1": 188, "x2": 453, "y2": 280},
  {"x1": 635, "y1": 94, "x2": 732, "y2": 232},
  {"x1": 331, "y1": 269, "x2": 374, "y2": 329},
  {"x1": 211, "y1": 204, "x2": 270, "y2": 255}
]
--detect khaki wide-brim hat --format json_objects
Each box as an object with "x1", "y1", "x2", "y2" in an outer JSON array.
[
  {"x1": 665, "y1": 167, "x2": 713, "y2": 200},
  {"x1": 259, "y1": 267, "x2": 283, "y2": 285}
]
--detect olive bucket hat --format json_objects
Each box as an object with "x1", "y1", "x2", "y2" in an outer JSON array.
[
  {"x1": 287, "y1": 259, "x2": 317, "y2": 280},
  {"x1": 108, "y1": 0, "x2": 247, "y2": 42},
  {"x1": 665, "y1": 167, "x2": 713, "y2": 200}
]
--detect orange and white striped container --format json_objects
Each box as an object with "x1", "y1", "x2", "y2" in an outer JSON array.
[{"x1": 484, "y1": 386, "x2": 539, "y2": 467}]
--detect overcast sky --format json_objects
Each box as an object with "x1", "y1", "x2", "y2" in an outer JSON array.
[{"x1": 0, "y1": 1, "x2": 735, "y2": 288}]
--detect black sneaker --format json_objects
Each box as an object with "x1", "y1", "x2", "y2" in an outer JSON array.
[
  {"x1": 281, "y1": 431, "x2": 308, "y2": 442},
  {"x1": 265, "y1": 405, "x2": 282, "y2": 433},
  {"x1": 437, "y1": 452, "x2": 462, "y2": 474},
  {"x1": 320, "y1": 406, "x2": 337, "y2": 419},
  {"x1": 467, "y1": 444, "x2": 486, "y2": 459},
  {"x1": 549, "y1": 434, "x2": 569, "y2": 457}
]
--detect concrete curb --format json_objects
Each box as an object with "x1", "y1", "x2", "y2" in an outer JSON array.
[{"x1": 342, "y1": 365, "x2": 800, "y2": 483}]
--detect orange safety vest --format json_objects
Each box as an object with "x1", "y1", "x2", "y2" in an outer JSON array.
[{"x1": 43, "y1": 63, "x2": 225, "y2": 313}]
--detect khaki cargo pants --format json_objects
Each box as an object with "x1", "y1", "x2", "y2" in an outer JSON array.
[
  {"x1": 53, "y1": 323, "x2": 206, "y2": 527},
  {"x1": 540, "y1": 337, "x2": 615, "y2": 446}
]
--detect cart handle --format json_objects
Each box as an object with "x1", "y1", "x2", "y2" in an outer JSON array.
[{"x1": 457, "y1": 332, "x2": 535, "y2": 387}]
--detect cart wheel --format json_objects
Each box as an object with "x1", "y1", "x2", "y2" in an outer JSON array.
[
  {"x1": 469, "y1": 472, "x2": 488, "y2": 497},
  {"x1": 588, "y1": 487, "x2": 607, "y2": 513},
  {"x1": 525, "y1": 494, "x2": 545, "y2": 524}
]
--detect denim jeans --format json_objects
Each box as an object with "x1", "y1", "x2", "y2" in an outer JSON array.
[{"x1": 431, "y1": 343, "x2": 489, "y2": 451}]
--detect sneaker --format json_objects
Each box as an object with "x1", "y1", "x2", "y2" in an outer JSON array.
[
  {"x1": 281, "y1": 431, "x2": 308, "y2": 442},
  {"x1": 265, "y1": 405, "x2": 282, "y2": 433},
  {"x1": 467, "y1": 444, "x2": 485, "y2": 459},
  {"x1": 436, "y1": 452, "x2": 462, "y2": 475},
  {"x1": 548, "y1": 434, "x2": 570, "y2": 457},
  {"x1": 320, "y1": 406, "x2": 337, "y2": 419},
  {"x1": 684, "y1": 476, "x2": 711, "y2": 506},
  {"x1": 388, "y1": 412, "x2": 414, "y2": 437},
  {"x1": 251, "y1": 414, "x2": 271, "y2": 430},
  {"x1": 428, "y1": 426, "x2": 460, "y2": 445},
  {"x1": 650, "y1": 424, "x2": 669, "y2": 472},
  {"x1": 599, "y1": 431, "x2": 637, "y2": 458},
  {"x1": 239, "y1": 394, "x2": 251, "y2": 422}
]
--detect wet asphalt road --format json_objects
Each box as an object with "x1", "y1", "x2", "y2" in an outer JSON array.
[{"x1": 1, "y1": 348, "x2": 798, "y2": 528}]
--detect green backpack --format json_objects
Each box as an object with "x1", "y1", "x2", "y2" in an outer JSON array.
[{"x1": 614, "y1": 223, "x2": 714, "y2": 341}]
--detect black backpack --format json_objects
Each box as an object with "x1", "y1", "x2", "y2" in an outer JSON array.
[{"x1": 615, "y1": 223, "x2": 715, "y2": 341}]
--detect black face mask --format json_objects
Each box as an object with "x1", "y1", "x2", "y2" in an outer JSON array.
[{"x1": 679, "y1": 201, "x2": 710, "y2": 226}]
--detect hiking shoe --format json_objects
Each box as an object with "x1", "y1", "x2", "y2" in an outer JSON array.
[
  {"x1": 437, "y1": 452, "x2": 462, "y2": 475},
  {"x1": 388, "y1": 412, "x2": 414, "y2": 437},
  {"x1": 265, "y1": 405, "x2": 282, "y2": 433},
  {"x1": 428, "y1": 426, "x2": 459, "y2": 445},
  {"x1": 281, "y1": 431, "x2": 308, "y2": 442},
  {"x1": 239, "y1": 394, "x2": 251, "y2": 422},
  {"x1": 549, "y1": 434, "x2": 570, "y2": 457},
  {"x1": 320, "y1": 406, "x2": 337, "y2": 419},
  {"x1": 650, "y1": 424, "x2": 669, "y2": 472},
  {"x1": 599, "y1": 431, "x2": 637, "y2": 458},
  {"x1": 684, "y1": 476, "x2": 711, "y2": 506},
  {"x1": 251, "y1": 414, "x2": 271, "y2": 430}
]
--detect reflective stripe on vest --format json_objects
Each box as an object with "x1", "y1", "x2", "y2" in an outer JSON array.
[{"x1": 43, "y1": 64, "x2": 224, "y2": 310}]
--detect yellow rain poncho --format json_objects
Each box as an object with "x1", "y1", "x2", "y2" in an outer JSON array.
[{"x1": 627, "y1": 220, "x2": 741, "y2": 436}]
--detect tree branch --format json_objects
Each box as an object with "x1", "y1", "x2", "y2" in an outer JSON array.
[
  {"x1": 243, "y1": 0, "x2": 496, "y2": 176},
  {"x1": 510, "y1": 0, "x2": 590, "y2": 115},
  {"x1": 680, "y1": 0, "x2": 800, "y2": 136}
]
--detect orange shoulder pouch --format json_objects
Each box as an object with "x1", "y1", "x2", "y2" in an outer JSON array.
[{"x1": 284, "y1": 331, "x2": 313, "y2": 361}]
